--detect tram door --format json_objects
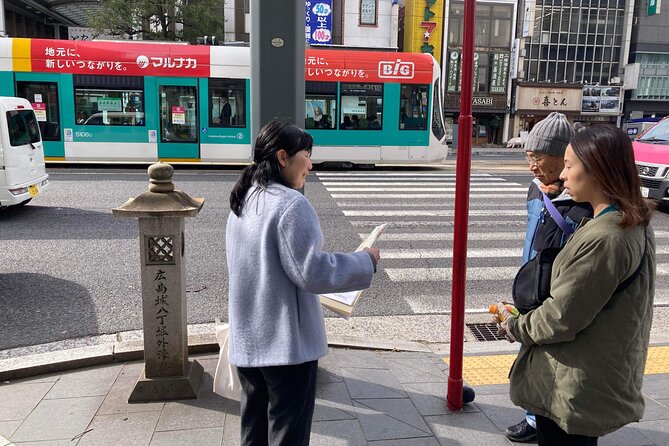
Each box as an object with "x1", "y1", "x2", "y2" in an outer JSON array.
[
  {"x1": 156, "y1": 79, "x2": 199, "y2": 159},
  {"x1": 15, "y1": 77, "x2": 64, "y2": 158}
]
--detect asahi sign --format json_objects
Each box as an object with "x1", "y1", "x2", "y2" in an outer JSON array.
[{"x1": 472, "y1": 97, "x2": 493, "y2": 106}]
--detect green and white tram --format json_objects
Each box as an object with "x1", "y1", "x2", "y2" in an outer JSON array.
[{"x1": 0, "y1": 38, "x2": 447, "y2": 165}]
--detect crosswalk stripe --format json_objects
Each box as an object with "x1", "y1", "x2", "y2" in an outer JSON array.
[
  {"x1": 318, "y1": 177, "x2": 509, "y2": 182},
  {"x1": 338, "y1": 202, "x2": 526, "y2": 208},
  {"x1": 363, "y1": 232, "x2": 524, "y2": 241},
  {"x1": 331, "y1": 193, "x2": 528, "y2": 199},
  {"x1": 380, "y1": 248, "x2": 522, "y2": 259},
  {"x1": 343, "y1": 210, "x2": 527, "y2": 216},
  {"x1": 316, "y1": 172, "x2": 493, "y2": 177},
  {"x1": 385, "y1": 266, "x2": 669, "y2": 282},
  {"x1": 385, "y1": 267, "x2": 520, "y2": 281},
  {"x1": 350, "y1": 220, "x2": 528, "y2": 227},
  {"x1": 327, "y1": 187, "x2": 529, "y2": 192},
  {"x1": 322, "y1": 182, "x2": 521, "y2": 187}
]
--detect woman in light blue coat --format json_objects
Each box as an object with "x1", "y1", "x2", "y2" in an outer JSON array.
[{"x1": 226, "y1": 120, "x2": 380, "y2": 446}]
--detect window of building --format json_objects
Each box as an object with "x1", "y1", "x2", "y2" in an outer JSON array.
[
  {"x1": 399, "y1": 84, "x2": 429, "y2": 130},
  {"x1": 74, "y1": 75, "x2": 144, "y2": 126},
  {"x1": 360, "y1": 0, "x2": 377, "y2": 26},
  {"x1": 305, "y1": 81, "x2": 337, "y2": 129},
  {"x1": 16, "y1": 81, "x2": 61, "y2": 141},
  {"x1": 340, "y1": 83, "x2": 383, "y2": 130},
  {"x1": 209, "y1": 78, "x2": 246, "y2": 128}
]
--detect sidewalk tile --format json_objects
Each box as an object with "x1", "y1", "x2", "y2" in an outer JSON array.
[
  {"x1": 636, "y1": 419, "x2": 669, "y2": 445},
  {"x1": 0, "y1": 421, "x2": 20, "y2": 439},
  {"x1": 353, "y1": 398, "x2": 432, "y2": 440},
  {"x1": 425, "y1": 412, "x2": 511, "y2": 446},
  {"x1": 643, "y1": 376, "x2": 669, "y2": 400},
  {"x1": 0, "y1": 382, "x2": 54, "y2": 421},
  {"x1": 342, "y1": 368, "x2": 406, "y2": 399},
  {"x1": 76, "y1": 411, "x2": 160, "y2": 446},
  {"x1": 311, "y1": 419, "x2": 366, "y2": 446},
  {"x1": 7, "y1": 441, "x2": 73, "y2": 445},
  {"x1": 403, "y1": 382, "x2": 479, "y2": 417},
  {"x1": 464, "y1": 383, "x2": 509, "y2": 397},
  {"x1": 469, "y1": 393, "x2": 525, "y2": 431},
  {"x1": 317, "y1": 367, "x2": 344, "y2": 384},
  {"x1": 10, "y1": 396, "x2": 103, "y2": 442},
  {"x1": 366, "y1": 438, "x2": 440, "y2": 446},
  {"x1": 149, "y1": 427, "x2": 224, "y2": 446},
  {"x1": 313, "y1": 381, "x2": 356, "y2": 422},
  {"x1": 331, "y1": 349, "x2": 390, "y2": 369},
  {"x1": 641, "y1": 396, "x2": 669, "y2": 422},
  {"x1": 44, "y1": 364, "x2": 122, "y2": 399},
  {"x1": 222, "y1": 400, "x2": 240, "y2": 445},
  {"x1": 384, "y1": 357, "x2": 447, "y2": 384},
  {"x1": 600, "y1": 426, "x2": 659, "y2": 446},
  {"x1": 96, "y1": 363, "x2": 165, "y2": 415}
]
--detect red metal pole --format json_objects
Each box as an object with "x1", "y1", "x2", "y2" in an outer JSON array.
[{"x1": 447, "y1": 0, "x2": 476, "y2": 411}]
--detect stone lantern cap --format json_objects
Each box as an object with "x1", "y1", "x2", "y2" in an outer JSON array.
[{"x1": 112, "y1": 162, "x2": 204, "y2": 218}]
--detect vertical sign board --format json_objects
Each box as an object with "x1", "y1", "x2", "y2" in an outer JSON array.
[
  {"x1": 306, "y1": 0, "x2": 333, "y2": 45},
  {"x1": 447, "y1": 51, "x2": 459, "y2": 92},
  {"x1": 648, "y1": 0, "x2": 661, "y2": 15},
  {"x1": 489, "y1": 53, "x2": 510, "y2": 93},
  {"x1": 510, "y1": 38, "x2": 520, "y2": 80},
  {"x1": 403, "y1": 0, "x2": 445, "y2": 67}
]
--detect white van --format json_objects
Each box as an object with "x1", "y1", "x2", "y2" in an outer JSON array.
[{"x1": 0, "y1": 97, "x2": 49, "y2": 208}]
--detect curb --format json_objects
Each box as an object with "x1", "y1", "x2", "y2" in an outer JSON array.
[{"x1": 0, "y1": 331, "x2": 432, "y2": 382}]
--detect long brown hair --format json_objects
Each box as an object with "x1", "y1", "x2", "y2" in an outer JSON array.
[{"x1": 569, "y1": 125, "x2": 653, "y2": 228}]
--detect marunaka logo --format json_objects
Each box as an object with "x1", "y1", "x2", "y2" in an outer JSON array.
[{"x1": 378, "y1": 59, "x2": 415, "y2": 79}]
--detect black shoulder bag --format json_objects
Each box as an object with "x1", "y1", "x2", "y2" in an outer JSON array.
[{"x1": 512, "y1": 199, "x2": 647, "y2": 314}]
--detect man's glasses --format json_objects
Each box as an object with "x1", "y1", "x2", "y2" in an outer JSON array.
[{"x1": 526, "y1": 155, "x2": 544, "y2": 165}]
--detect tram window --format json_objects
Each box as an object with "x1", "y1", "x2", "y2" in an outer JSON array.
[
  {"x1": 16, "y1": 81, "x2": 61, "y2": 141},
  {"x1": 209, "y1": 79, "x2": 246, "y2": 128},
  {"x1": 399, "y1": 84, "x2": 429, "y2": 130},
  {"x1": 74, "y1": 75, "x2": 144, "y2": 126},
  {"x1": 340, "y1": 83, "x2": 383, "y2": 130},
  {"x1": 305, "y1": 81, "x2": 337, "y2": 129}
]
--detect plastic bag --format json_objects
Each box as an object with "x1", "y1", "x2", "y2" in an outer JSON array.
[{"x1": 213, "y1": 318, "x2": 241, "y2": 400}]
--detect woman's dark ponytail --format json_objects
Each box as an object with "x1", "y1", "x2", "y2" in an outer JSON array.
[
  {"x1": 230, "y1": 163, "x2": 257, "y2": 216},
  {"x1": 229, "y1": 120, "x2": 313, "y2": 216}
]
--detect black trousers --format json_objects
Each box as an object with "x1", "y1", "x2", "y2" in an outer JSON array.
[
  {"x1": 536, "y1": 415, "x2": 598, "y2": 446},
  {"x1": 236, "y1": 360, "x2": 318, "y2": 446}
]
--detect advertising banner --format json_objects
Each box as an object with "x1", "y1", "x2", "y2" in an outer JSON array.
[
  {"x1": 403, "y1": 0, "x2": 445, "y2": 66},
  {"x1": 27, "y1": 39, "x2": 210, "y2": 77},
  {"x1": 490, "y1": 53, "x2": 510, "y2": 93},
  {"x1": 306, "y1": 0, "x2": 333, "y2": 45},
  {"x1": 581, "y1": 86, "x2": 621, "y2": 114},
  {"x1": 305, "y1": 49, "x2": 434, "y2": 84},
  {"x1": 516, "y1": 86, "x2": 583, "y2": 112},
  {"x1": 447, "y1": 51, "x2": 459, "y2": 92}
]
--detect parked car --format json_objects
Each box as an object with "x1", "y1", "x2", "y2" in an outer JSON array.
[
  {"x1": 0, "y1": 97, "x2": 48, "y2": 209},
  {"x1": 633, "y1": 116, "x2": 669, "y2": 207}
]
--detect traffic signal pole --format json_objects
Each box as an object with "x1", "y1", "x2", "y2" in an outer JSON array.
[
  {"x1": 250, "y1": 0, "x2": 306, "y2": 138},
  {"x1": 447, "y1": 0, "x2": 476, "y2": 411}
]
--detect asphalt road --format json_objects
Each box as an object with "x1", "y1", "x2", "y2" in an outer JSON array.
[{"x1": 1, "y1": 162, "x2": 667, "y2": 350}]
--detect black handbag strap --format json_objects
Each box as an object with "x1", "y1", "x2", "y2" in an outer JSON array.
[{"x1": 612, "y1": 227, "x2": 647, "y2": 295}]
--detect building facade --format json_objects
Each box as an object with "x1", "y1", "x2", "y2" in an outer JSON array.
[
  {"x1": 442, "y1": 0, "x2": 516, "y2": 145},
  {"x1": 510, "y1": 0, "x2": 634, "y2": 137},
  {"x1": 623, "y1": 0, "x2": 669, "y2": 120}
]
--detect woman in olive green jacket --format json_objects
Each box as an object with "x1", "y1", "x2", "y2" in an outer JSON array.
[{"x1": 498, "y1": 125, "x2": 655, "y2": 445}]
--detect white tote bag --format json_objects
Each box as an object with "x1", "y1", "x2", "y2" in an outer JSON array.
[{"x1": 213, "y1": 319, "x2": 241, "y2": 400}]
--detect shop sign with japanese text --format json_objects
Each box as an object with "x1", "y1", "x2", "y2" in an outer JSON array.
[
  {"x1": 516, "y1": 86, "x2": 582, "y2": 112},
  {"x1": 490, "y1": 53, "x2": 510, "y2": 93},
  {"x1": 27, "y1": 40, "x2": 210, "y2": 77},
  {"x1": 306, "y1": 0, "x2": 332, "y2": 45}
]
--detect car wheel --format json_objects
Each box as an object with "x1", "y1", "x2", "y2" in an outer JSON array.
[{"x1": 16, "y1": 198, "x2": 32, "y2": 207}]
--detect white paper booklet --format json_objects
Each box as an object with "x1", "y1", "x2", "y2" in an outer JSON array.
[{"x1": 319, "y1": 223, "x2": 387, "y2": 319}]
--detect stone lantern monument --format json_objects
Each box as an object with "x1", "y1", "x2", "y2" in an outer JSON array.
[{"x1": 113, "y1": 162, "x2": 204, "y2": 403}]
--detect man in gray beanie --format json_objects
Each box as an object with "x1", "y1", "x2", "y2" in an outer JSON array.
[{"x1": 503, "y1": 112, "x2": 593, "y2": 442}]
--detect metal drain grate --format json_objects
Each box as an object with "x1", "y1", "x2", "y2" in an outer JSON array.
[{"x1": 466, "y1": 323, "x2": 507, "y2": 341}]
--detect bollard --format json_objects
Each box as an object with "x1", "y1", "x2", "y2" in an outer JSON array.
[{"x1": 112, "y1": 162, "x2": 205, "y2": 403}]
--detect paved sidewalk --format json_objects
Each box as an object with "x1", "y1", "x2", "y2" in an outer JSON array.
[{"x1": 1, "y1": 345, "x2": 669, "y2": 445}]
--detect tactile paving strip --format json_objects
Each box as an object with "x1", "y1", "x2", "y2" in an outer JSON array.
[{"x1": 443, "y1": 346, "x2": 669, "y2": 386}]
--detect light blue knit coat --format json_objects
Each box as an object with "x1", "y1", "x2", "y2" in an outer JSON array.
[{"x1": 226, "y1": 183, "x2": 375, "y2": 367}]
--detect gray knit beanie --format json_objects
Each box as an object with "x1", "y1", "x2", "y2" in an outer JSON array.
[{"x1": 525, "y1": 112, "x2": 574, "y2": 157}]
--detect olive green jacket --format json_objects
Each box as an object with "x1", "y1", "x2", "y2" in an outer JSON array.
[{"x1": 507, "y1": 211, "x2": 655, "y2": 437}]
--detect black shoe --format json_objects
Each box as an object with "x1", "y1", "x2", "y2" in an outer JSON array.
[
  {"x1": 504, "y1": 419, "x2": 537, "y2": 442},
  {"x1": 462, "y1": 385, "x2": 475, "y2": 404}
]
